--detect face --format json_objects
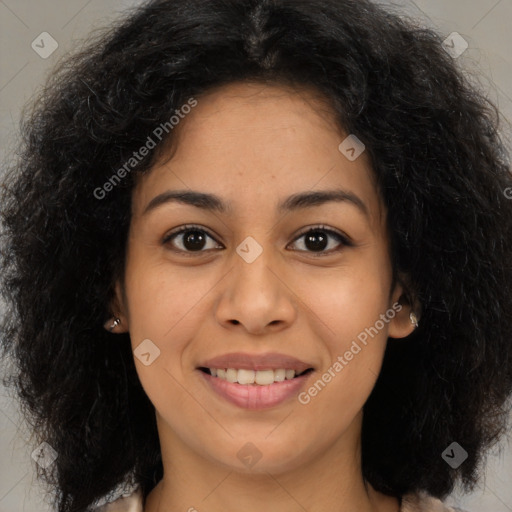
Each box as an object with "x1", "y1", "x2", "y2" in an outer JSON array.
[{"x1": 114, "y1": 81, "x2": 415, "y2": 475}]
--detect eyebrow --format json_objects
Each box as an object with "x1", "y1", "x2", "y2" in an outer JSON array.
[{"x1": 142, "y1": 188, "x2": 369, "y2": 218}]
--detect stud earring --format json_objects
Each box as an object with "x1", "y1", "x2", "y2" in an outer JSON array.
[
  {"x1": 409, "y1": 311, "x2": 419, "y2": 328},
  {"x1": 104, "y1": 317, "x2": 121, "y2": 332}
]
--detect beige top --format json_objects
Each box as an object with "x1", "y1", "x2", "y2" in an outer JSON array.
[{"x1": 92, "y1": 486, "x2": 469, "y2": 512}]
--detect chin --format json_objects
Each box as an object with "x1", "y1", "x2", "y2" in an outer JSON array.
[{"x1": 202, "y1": 437, "x2": 315, "y2": 475}]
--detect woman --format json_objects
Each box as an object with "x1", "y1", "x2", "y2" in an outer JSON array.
[{"x1": 1, "y1": 0, "x2": 511, "y2": 511}]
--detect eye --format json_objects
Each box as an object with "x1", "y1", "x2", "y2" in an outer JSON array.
[
  {"x1": 162, "y1": 225, "x2": 222, "y2": 254},
  {"x1": 288, "y1": 225, "x2": 352, "y2": 255},
  {"x1": 162, "y1": 224, "x2": 352, "y2": 256}
]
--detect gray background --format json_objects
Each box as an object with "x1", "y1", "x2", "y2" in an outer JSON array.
[{"x1": 1, "y1": 1, "x2": 511, "y2": 511}]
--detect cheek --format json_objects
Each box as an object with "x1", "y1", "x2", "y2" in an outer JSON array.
[
  {"x1": 294, "y1": 260, "x2": 391, "y2": 405},
  {"x1": 124, "y1": 256, "x2": 208, "y2": 341},
  {"x1": 122, "y1": 262, "x2": 188, "y2": 393},
  {"x1": 295, "y1": 261, "x2": 391, "y2": 344}
]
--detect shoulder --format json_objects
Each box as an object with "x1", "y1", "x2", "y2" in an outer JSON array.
[
  {"x1": 401, "y1": 491, "x2": 469, "y2": 512},
  {"x1": 88, "y1": 482, "x2": 143, "y2": 512},
  {"x1": 89, "y1": 486, "x2": 471, "y2": 512}
]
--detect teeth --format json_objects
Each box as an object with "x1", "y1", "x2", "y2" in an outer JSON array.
[
  {"x1": 226, "y1": 368, "x2": 238, "y2": 383},
  {"x1": 274, "y1": 369, "x2": 286, "y2": 382},
  {"x1": 255, "y1": 370, "x2": 275, "y2": 385},
  {"x1": 237, "y1": 369, "x2": 255, "y2": 384},
  {"x1": 208, "y1": 368, "x2": 303, "y2": 385}
]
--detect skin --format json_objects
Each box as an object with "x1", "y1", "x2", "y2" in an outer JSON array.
[{"x1": 109, "y1": 81, "x2": 418, "y2": 512}]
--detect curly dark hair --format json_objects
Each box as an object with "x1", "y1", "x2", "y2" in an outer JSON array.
[{"x1": 1, "y1": 0, "x2": 512, "y2": 511}]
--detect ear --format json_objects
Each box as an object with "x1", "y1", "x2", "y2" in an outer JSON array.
[
  {"x1": 103, "y1": 280, "x2": 130, "y2": 333},
  {"x1": 387, "y1": 274, "x2": 421, "y2": 339}
]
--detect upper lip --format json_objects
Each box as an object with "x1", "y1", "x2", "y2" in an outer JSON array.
[{"x1": 198, "y1": 352, "x2": 314, "y2": 373}]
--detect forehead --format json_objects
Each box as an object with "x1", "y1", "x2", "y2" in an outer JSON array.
[{"x1": 132, "y1": 81, "x2": 385, "y2": 231}]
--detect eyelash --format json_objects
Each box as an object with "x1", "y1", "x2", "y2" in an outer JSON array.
[{"x1": 162, "y1": 224, "x2": 352, "y2": 257}]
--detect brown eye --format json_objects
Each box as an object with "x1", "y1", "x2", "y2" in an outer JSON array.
[
  {"x1": 163, "y1": 225, "x2": 222, "y2": 253},
  {"x1": 289, "y1": 226, "x2": 352, "y2": 255}
]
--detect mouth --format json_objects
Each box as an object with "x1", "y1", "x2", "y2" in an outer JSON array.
[{"x1": 196, "y1": 352, "x2": 316, "y2": 409}]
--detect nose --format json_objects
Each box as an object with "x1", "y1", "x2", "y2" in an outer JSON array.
[{"x1": 214, "y1": 242, "x2": 297, "y2": 335}]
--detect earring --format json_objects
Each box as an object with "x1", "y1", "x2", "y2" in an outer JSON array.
[
  {"x1": 104, "y1": 317, "x2": 121, "y2": 332},
  {"x1": 409, "y1": 311, "x2": 419, "y2": 328}
]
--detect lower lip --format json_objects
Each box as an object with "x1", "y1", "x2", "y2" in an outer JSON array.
[{"x1": 198, "y1": 370, "x2": 313, "y2": 410}]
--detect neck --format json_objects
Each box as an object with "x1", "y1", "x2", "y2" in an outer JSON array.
[{"x1": 144, "y1": 411, "x2": 399, "y2": 512}]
